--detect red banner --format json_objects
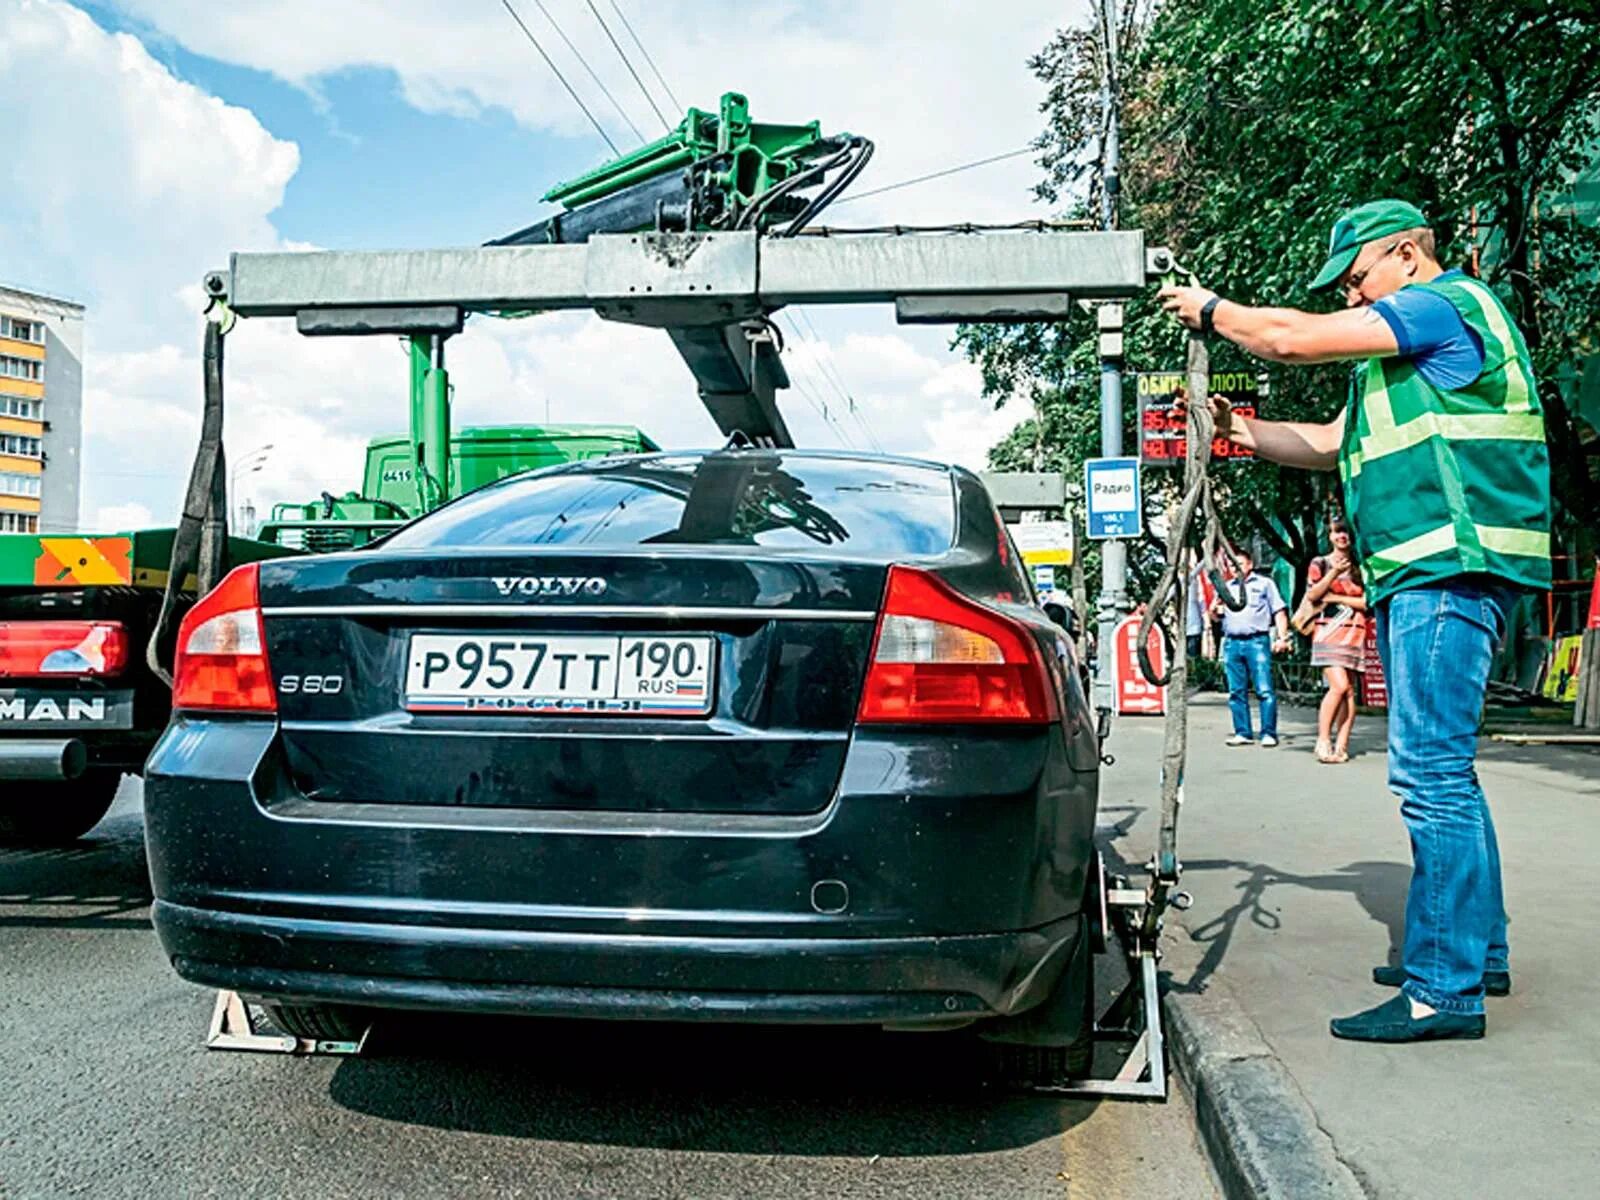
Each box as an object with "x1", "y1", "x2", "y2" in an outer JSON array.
[
  {"x1": 1587, "y1": 563, "x2": 1600, "y2": 630},
  {"x1": 1112, "y1": 613, "x2": 1167, "y2": 715},
  {"x1": 1360, "y1": 619, "x2": 1387, "y2": 708}
]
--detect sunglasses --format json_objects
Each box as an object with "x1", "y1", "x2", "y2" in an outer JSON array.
[{"x1": 1342, "y1": 240, "x2": 1404, "y2": 295}]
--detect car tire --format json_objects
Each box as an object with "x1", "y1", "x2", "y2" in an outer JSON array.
[
  {"x1": 263, "y1": 1003, "x2": 368, "y2": 1043},
  {"x1": 0, "y1": 770, "x2": 122, "y2": 846},
  {"x1": 979, "y1": 918, "x2": 1096, "y2": 1086},
  {"x1": 987, "y1": 1036, "x2": 1094, "y2": 1087}
]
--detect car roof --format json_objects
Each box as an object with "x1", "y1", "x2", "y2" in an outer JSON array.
[{"x1": 575, "y1": 447, "x2": 959, "y2": 473}]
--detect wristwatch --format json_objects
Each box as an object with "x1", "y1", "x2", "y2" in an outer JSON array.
[{"x1": 1199, "y1": 296, "x2": 1223, "y2": 335}]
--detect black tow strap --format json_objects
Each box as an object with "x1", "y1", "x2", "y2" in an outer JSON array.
[{"x1": 146, "y1": 315, "x2": 231, "y2": 685}]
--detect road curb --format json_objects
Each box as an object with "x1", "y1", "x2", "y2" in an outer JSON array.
[{"x1": 1160, "y1": 930, "x2": 1371, "y2": 1200}]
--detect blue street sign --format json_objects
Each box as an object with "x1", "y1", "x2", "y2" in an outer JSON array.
[{"x1": 1084, "y1": 456, "x2": 1142, "y2": 540}]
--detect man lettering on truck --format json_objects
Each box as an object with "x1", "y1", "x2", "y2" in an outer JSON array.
[{"x1": 1157, "y1": 199, "x2": 1551, "y2": 1043}]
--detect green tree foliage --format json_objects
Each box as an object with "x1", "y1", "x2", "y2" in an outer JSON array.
[{"x1": 960, "y1": 0, "x2": 1600, "y2": 599}]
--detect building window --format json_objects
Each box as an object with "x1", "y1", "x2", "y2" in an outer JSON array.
[
  {"x1": 0, "y1": 470, "x2": 41, "y2": 497},
  {"x1": 0, "y1": 354, "x2": 42, "y2": 381},
  {"x1": 0, "y1": 511, "x2": 39, "y2": 533},
  {"x1": 0, "y1": 315, "x2": 43, "y2": 344},
  {"x1": 0, "y1": 433, "x2": 42, "y2": 457},
  {"x1": 0, "y1": 395, "x2": 40, "y2": 419}
]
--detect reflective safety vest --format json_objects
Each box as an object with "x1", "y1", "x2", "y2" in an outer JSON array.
[{"x1": 1338, "y1": 275, "x2": 1551, "y2": 605}]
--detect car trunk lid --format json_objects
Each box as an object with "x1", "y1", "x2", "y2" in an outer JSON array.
[{"x1": 260, "y1": 551, "x2": 883, "y2": 815}]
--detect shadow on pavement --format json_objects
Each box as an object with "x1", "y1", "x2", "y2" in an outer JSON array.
[
  {"x1": 327, "y1": 1014, "x2": 1093, "y2": 1156},
  {"x1": 1169, "y1": 858, "x2": 1409, "y2": 992},
  {"x1": 0, "y1": 809, "x2": 152, "y2": 931},
  {"x1": 1099, "y1": 820, "x2": 1407, "y2": 994},
  {"x1": 1476, "y1": 738, "x2": 1600, "y2": 791}
]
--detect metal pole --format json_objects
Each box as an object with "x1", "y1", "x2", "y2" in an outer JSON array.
[
  {"x1": 421, "y1": 335, "x2": 451, "y2": 511},
  {"x1": 228, "y1": 443, "x2": 272, "y2": 530},
  {"x1": 1093, "y1": 0, "x2": 1129, "y2": 711},
  {"x1": 408, "y1": 337, "x2": 430, "y2": 512},
  {"x1": 1099, "y1": 0, "x2": 1120, "y2": 232}
]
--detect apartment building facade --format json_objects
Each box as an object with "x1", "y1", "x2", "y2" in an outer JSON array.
[{"x1": 0, "y1": 284, "x2": 83, "y2": 533}]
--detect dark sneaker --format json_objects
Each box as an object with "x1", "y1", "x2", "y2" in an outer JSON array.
[
  {"x1": 1372, "y1": 964, "x2": 1511, "y2": 997},
  {"x1": 1330, "y1": 994, "x2": 1485, "y2": 1043}
]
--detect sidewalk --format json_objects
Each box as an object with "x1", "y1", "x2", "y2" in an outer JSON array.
[{"x1": 1103, "y1": 695, "x2": 1600, "y2": 1199}]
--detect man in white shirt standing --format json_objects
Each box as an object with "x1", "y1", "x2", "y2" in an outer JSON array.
[{"x1": 1215, "y1": 549, "x2": 1291, "y2": 747}]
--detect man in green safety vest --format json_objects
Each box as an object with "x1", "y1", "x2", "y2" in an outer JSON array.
[{"x1": 1158, "y1": 199, "x2": 1551, "y2": 1043}]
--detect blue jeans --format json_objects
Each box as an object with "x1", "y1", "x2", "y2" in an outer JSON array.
[
  {"x1": 1223, "y1": 635, "x2": 1277, "y2": 739},
  {"x1": 1377, "y1": 577, "x2": 1516, "y2": 1016}
]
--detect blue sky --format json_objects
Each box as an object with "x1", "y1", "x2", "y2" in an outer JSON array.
[
  {"x1": 72, "y1": 2, "x2": 602, "y2": 264},
  {"x1": 3, "y1": 0, "x2": 1078, "y2": 529}
]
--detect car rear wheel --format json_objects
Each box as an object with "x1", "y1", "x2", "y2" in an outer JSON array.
[
  {"x1": 0, "y1": 771, "x2": 122, "y2": 846},
  {"x1": 978, "y1": 918, "x2": 1096, "y2": 1086},
  {"x1": 263, "y1": 1003, "x2": 368, "y2": 1043},
  {"x1": 986, "y1": 1037, "x2": 1094, "y2": 1087}
]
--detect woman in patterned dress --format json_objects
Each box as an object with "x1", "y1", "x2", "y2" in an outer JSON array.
[{"x1": 1306, "y1": 516, "x2": 1367, "y2": 763}]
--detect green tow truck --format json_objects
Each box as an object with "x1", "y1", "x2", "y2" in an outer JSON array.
[{"x1": 0, "y1": 331, "x2": 654, "y2": 843}]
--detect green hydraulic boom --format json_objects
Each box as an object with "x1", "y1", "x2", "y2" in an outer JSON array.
[{"x1": 491, "y1": 91, "x2": 871, "y2": 245}]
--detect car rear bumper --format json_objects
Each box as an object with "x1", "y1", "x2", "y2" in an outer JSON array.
[
  {"x1": 145, "y1": 717, "x2": 1098, "y2": 1026},
  {"x1": 156, "y1": 898, "x2": 1078, "y2": 1024}
]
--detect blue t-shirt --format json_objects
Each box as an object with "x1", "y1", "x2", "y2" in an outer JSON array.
[{"x1": 1371, "y1": 269, "x2": 1485, "y2": 390}]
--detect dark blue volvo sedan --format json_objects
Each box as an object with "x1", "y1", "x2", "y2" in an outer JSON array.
[{"x1": 144, "y1": 449, "x2": 1101, "y2": 1079}]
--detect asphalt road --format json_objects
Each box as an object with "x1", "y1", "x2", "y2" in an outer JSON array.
[{"x1": 1, "y1": 780, "x2": 1218, "y2": 1200}]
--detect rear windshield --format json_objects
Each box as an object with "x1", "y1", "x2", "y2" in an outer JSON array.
[{"x1": 383, "y1": 453, "x2": 955, "y2": 557}]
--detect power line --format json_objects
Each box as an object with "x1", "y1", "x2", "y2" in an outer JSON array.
[
  {"x1": 793, "y1": 307, "x2": 886, "y2": 453},
  {"x1": 608, "y1": 0, "x2": 682, "y2": 114},
  {"x1": 777, "y1": 316, "x2": 853, "y2": 448},
  {"x1": 566, "y1": 9, "x2": 867, "y2": 455},
  {"x1": 583, "y1": 0, "x2": 672, "y2": 133},
  {"x1": 528, "y1": 0, "x2": 646, "y2": 145},
  {"x1": 498, "y1": 0, "x2": 619, "y2": 154},
  {"x1": 830, "y1": 146, "x2": 1035, "y2": 206},
  {"x1": 777, "y1": 313, "x2": 858, "y2": 450}
]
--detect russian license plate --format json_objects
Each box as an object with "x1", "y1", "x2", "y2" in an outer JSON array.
[{"x1": 404, "y1": 634, "x2": 715, "y2": 716}]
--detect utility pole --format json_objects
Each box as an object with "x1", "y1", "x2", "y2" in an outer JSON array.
[{"x1": 1093, "y1": 0, "x2": 1130, "y2": 711}]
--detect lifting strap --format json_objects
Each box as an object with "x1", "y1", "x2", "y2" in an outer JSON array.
[
  {"x1": 146, "y1": 313, "x2": 231, "y2": 685},
  {"x1": 1133, "y1": 323, "x2": 1246, "y2": 933}
]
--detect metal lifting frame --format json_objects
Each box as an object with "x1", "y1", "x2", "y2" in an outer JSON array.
[
  {"x1": 1029, "y1": 859, "x2": 1182, "y2": 1101},
  {"x1": 206, "y1": 990, "x2": 368, "y2": 1056},
  {"x1": 982, "y1": 470, "x2": 1174, "y2": 1100},
  {"x1": 206, "y1": 228, "x2": 1160, "y2": 447}
]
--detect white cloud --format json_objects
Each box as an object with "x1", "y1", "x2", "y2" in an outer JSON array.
[
  {"x1": 1, "y1": 0, "x2": 302, "y2": 526},
  {"x1": 92, "y1": 501, "x2": 153, "y2": 530},
  {"x1": 0, "y1": 0, "x2": 297, "y2": 341},
  {"x1": 791, "y1": 329, "x2": 1032, "y2": 468}
]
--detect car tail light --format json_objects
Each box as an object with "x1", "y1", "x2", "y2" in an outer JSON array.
[
  {"x1": 172, "y1": 563, "x2": 276, "y2": 713},
  {"x1": 0, "y1": 621, "x2": 129, "y2": 677},
  {"x1": 857, "y1": 566, "x2": 1059, "y2": 725}
]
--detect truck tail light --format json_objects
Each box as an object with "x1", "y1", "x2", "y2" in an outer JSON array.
[
  {"x1": 857, "y1": 566, "x2": 1058, "y2": 725},
  {"x1": 0, "y1": 621, "x2": 129, "y2": 677},
  {"x1": 172, "y1": 564, "x2": 276, "y2": 713}
]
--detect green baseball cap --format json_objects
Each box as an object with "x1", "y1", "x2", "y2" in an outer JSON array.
[{"x1": 1309, "y1": 199, "x2": 1429, "y2": 292}]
